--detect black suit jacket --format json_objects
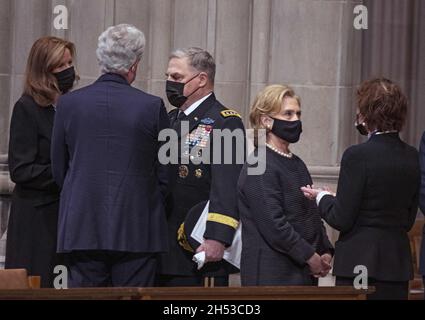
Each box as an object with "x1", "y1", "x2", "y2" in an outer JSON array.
[
  {"x1": 319, "y1": 133, "x2": 420, "y2": 281},
  {"x1": 419, "y1": 131, "x2": 425, "y2": 275},
  {"x1": 8, "y1": 95, "x2": 60, "y2": 206}
]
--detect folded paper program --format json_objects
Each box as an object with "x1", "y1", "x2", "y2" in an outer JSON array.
[
  {"x1": 192, "y1": 251, "x2": 206, "y2": 270},
  {"x1": 191, "y1": 201, "x2": 242, "y2": 269}
]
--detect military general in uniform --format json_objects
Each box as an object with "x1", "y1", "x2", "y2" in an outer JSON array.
[{"x1": 157, "y1": 47, "x2": 245, "y2": 287}]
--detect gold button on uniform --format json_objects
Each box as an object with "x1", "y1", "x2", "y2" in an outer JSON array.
[
  {"x1": 178, "y1": 165, "x2": 189, "y2": 178},
  {"x1": 195, "y1": 169, "x2": 203, "y2": 179}
]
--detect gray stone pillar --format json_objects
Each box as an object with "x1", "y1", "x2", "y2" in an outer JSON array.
[
  {"x1": 214, "y1": 0, "x2": 252, "y2": 118},
  {"x1": 0, "y1": 0, "x2": 12, "y2": 158},
  {"x1": 1, "y1": 0, "x2": 54, "y2": 269},
  {"x1": 266, "y1": 0, "x2": 362, "y2": 168},
  {"x1": 148, "y1": 0, "x2": 173, "y2": 99},
  {"x1": 362, "y1": 0, "x2": 425, "y2": 148}
]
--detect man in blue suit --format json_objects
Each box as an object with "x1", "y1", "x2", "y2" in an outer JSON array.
[
  {"x1": 419, "y1": 131, "x2": 425, "y2": 294},
  {"x1": 51, "y1": 24, "x2": 169, "y2": 287}
]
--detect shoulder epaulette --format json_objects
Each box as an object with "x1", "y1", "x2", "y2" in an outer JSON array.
[{"x1": 220, "y1": 109, "x2": 241, "y2": 119}]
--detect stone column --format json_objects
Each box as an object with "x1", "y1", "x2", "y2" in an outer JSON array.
[
  {"x1": 64, "y1": 0, "x2": 113, "y2": 87},
  {"x1": 249, "y1": 0, "x2": 271, "y2": 108},
  {"x1": 114, "y1": 0, "x2": 152, "y2": 91},
  {"x1": 148, "y1": 0, "x2": 173, "y2": 100},
  {"x1": 362, "y1": 0, "x2": 425, "y2": 148},
  {"x1": 265, "y1": 0, "x2": 363, "y2": 167},
  {"x1": 0, "y1": 0, "x2": 54, "y2": 268},
  {"x1": 0, "y1": 0, "x2": 12, "y2": 160}
]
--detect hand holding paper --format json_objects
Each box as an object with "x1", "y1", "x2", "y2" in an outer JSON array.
[
  {"x1": 196, "y1": 239, "x2": 225, "y2": 262},
  {"x1": 193, "y1": 251, "x2": 206, "y2": 270},
  {"x1": 191, "y1": 201, "x2": 242, "y2": 269}
]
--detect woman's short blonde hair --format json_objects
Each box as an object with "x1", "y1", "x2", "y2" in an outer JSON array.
[
  {"x1": 24, "y1": 36, "x2": 77, "y2": 107},
  {"x1": 249, "y1": 84, "x2": 300, "y2": 130}
]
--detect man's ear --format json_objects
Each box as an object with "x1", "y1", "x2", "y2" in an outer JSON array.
[
  {"x1": 131, "y1": 62, "x2": 138, "y2": 73},
  {"x1": 199, "y1": 72, "x2": 209, "y2": 88},
  {"x1": 127, "y1": 61, "x2": 140, "y2": 84},
  {"x1": 131, "y1": 58, "x2": 141, "y2": 73}
]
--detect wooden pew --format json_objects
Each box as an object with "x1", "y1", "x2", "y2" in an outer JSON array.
[
  {"x1": 0, "y1": 269, "x2": 40, "y2": 289},
  {"x1": 0, "y1": 286, "x2": 373, "y2": 300},
  {"x1": 139, "y1": 286, "x2": 373, "y2": 300},
  {"x1": 408, "y1": 219, "x2": 425, "y2": 300}
]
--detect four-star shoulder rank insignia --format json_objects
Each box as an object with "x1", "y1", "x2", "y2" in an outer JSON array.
[{"x1": 221, "y1": 110, "x2": 241, "y2": 119}]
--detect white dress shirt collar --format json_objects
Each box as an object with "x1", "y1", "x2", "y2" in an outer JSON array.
[{"x1": 183, "y1": 93, "x2": 212, "y2": 116}]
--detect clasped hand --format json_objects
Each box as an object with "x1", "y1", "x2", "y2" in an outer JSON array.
[{"x1": 307, "y1": 253, "x2": 333, "y2": 278}]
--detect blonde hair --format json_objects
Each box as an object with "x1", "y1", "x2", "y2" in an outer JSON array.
[
  {"x1": 24, "y1": 36, "x2": 77, "y2": 107},
  {"x1": 249, "y1": 85, "x2": 300, "y2": 146},
  {"x1": 250, "y1": 85, "x2": 300, "y2": 128}
]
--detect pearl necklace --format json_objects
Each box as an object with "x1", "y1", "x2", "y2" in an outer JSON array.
[{"x1": 266, "y1": 143, "x2": 293, "y2": 159}]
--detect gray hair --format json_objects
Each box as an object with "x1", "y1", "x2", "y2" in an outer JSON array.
[
  {"x1": 170, "y1": 47, "x2": 216, "y2": 83},
  {"x1": 97, "y1": 24, "x2": 146, "y2": 74}
]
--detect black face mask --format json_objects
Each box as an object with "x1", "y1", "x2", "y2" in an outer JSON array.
[
  {"x1": 166, "y1": 73, "x2": 200, "y2": 108},
  {"x1": 54, "y1": 66, "x2": 76, "y2": 94},
  {"x1": 355, "y1": 122, "x2": 369, "y2": 136},
  {"x1": 355, "y1": 114, "x2": 368, "y2": 136},
  {"x1": 271, "y1": 118, "x2": 303, "y2": 143}
]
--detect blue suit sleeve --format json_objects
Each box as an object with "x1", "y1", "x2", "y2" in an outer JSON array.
[
  {"x1": 157, "y1": 100, "x2": 171, "y2": 199},
  {"x1": 420, "y1": 132, "x2": 425, "y2": 215}
]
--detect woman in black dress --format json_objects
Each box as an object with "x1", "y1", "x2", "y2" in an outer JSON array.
[
  {"x1": 6, "y1": 37, "x2": 77, "y2": 287},
  {"x1": 302, "y1": 78, "x2": 420, "y2": 300},
  {"x1": 238, "y1": 85, "x2": 333, "y2": 286}
]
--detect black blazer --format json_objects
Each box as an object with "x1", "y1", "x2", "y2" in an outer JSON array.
[
  {"x1": 419, "y1": 131, "x2": 425, "y2": 275},
  {"x1": 8, "y1": 95, "x2": 60, "y2": 206},
  {"x1": 319, "y1": 133, "x2": 420, "y2": 282}
]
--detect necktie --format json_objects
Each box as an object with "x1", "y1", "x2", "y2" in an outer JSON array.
[{"x1": 173, "y1": 111, "x2": 187, "y2": 131}]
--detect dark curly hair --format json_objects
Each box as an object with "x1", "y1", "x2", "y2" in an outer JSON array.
[{"x1": 357, "y1": 78, "x2": 408, "y2": 132}]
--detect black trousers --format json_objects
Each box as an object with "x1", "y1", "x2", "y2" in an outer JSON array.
[
  {"x1": 65, "y1": 250, "x2": 157, "y2": 288},
  {"x1": 5, "y1": 197, "x2": 61, "y2": 288},
  {"x1": 336, "y1": 276, "x2": 409, "y2": 300},
  {"x1": 156, "y1": 274, "x2": 229, "y2": 287}
]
